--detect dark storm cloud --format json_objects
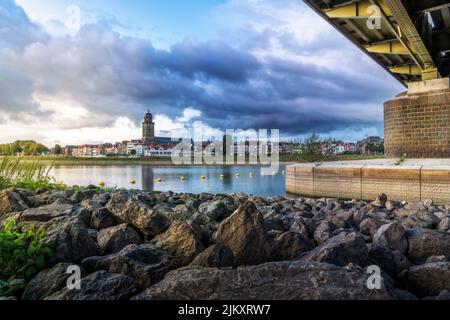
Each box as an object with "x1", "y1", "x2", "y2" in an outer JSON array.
[{"x1": 0, "y1": 0, "x2": 404, "y2": 137}]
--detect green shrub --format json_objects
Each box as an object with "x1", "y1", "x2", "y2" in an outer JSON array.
[{"x1": 0, "y1": 219, "x2": 53, "y2": 297}]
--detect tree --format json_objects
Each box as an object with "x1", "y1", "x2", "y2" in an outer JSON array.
[{"x1": 54, "y1": 144, "x2": 62, "y2": 155}]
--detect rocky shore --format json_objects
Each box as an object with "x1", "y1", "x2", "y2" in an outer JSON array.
[{"x1": 2, "y1": 186, "x2": 450, "y2": 300}]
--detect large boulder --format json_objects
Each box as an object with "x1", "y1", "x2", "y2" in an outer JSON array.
[
  {"x1": 190, "y1": 244, "x2": 234, "y2": 268},
  {"x1": 212, "y1": 201, "x2": 272, "y2": 266},
  {"x1": 360, "y1": 218, "x2": 388, "y2": 237},
  {"x1": 300, "y1": 232, "x2": 369, "y2": 267},
  {"x1": 132, "y1": 261, "x2": 391, "y2": 300},
  {"x1": 97, "y1": 224, "x2": 142, "y2": 255},
  {"x1": 45, "y1": 271, "x2": 140, "y2": 300},
  {"x1": 81, "y1": 200, "x2": 118, "y2": 230},
  {"x1": 405, "y1": 228, "x2": 450, "y2": 264},
  {"x1": 373, "y1": 222, "x2": 408, "y2": 254},
  {"x1": 400, "y1": 262, "x2": 450, "y2": 298},
  {"x1": 198, "y1": 201, "x2": 228, "y2": 221},
  {"x1": 271, "y1": 231, "x2": 313, "y2": 261},
  {"x1": 19, "y1": 203, "x2": 77, "y2": 223},
  {"x1": 0, "y1": 189, "x2": 29, "y2": 215},
  {"x1": 106, "y1": 191, "x2": 170, "y2": 236},
  {"x1": 22, "y1": 263, "x2": 84, "y2": 300},
  {"x1": 152, "y1": 221, "x2": 204, "y2": 265},
  {"x1": 34, "y1": 206, "x2": 99, "y2": 263},
  {"x1": 81, "y1": 244, "x2": 179, "y2": 288}
]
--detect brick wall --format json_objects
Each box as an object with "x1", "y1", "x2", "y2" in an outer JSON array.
[{"x1": 384, "y1": 88, "x2": 450, "y2": 158}]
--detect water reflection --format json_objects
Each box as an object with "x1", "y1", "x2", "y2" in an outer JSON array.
[
  {"x1": 141, "y1": 166, "x2": 154, "y2": 192},
  {"x1": 51, "y1": 165, "x2": 286, "y2": 196}
]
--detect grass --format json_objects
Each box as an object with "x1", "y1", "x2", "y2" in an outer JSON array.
[{"x1": 0, "y1": 158, "x2": 66, "y2": 191}]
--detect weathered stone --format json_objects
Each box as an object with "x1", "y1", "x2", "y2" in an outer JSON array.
[
  {"x1": 198, "y1": 201, "x2": 228, "y2": 221},
  {"x1": 132, "y1": 261, "x2": 391, "y2": 300},
  {"x1": 400, "y1": 262, "x2": 450, "y2": 298},
  {"x1": 301, "y1": 232, "x2": 369, "y2": 267},
  {"x1": 97, "y1": 224, "x2": 142, "y2": 255},
  {"x1": 46, "y1": 271, "x2": 140, "y2": 300},
  {"x1": 426, "y1": 256, "x2": 448, "y2": 263},
  {"x1": 22, "y1": 263, "x2": 84, "y2": 300},
  {"x1": 405, "y1": 228, "x2": 450, "y2": 264},
  {"x1": 360, "y1": 218, "x2": 388, "y2": 237},
  {"x1": 374, "y1": 193, "x2": 388, "y2": 207},
  {"x1": 107, "y1": 191, "x2": 170, "y2": 236},
  {"x1": 38, "y1": 206, "x2": 98, "y2": 263},
  {"x1": 271, "y1": 231, "x2": 313, "y2": 261},
  {"x1": 314, "y1": 221, "x2": 333, "y2": 244},
  {"x1": 19, "y1": 203, "x2": 77, "y2": 223},
  {"x1": 373, "y1": 222, "x2": 408, "y2": 254},
  {"x1": 81, "y1": 244, "x2": 178, "y2": 288},
  {"x1": 213, "y1": 201, "x2": 272, "y2": 266},
  {"x1": 190, "y1": 244, "x2": 234, "y2": 268},
  {"x1": 0, "y1": 189, "x2": 29, "y2": 215},
  {"x1": 153, "y1": 221, "x2": 204, "y2": 265},
  {"x1": 437, "y1": 216, "x2": 450, "y2": 232},
  {"x1": 404, "y1": 211, "x2": 441, "y2": 229},
  {"x1": 368, "y1": 245, "x2": 411, "y2": 276}
]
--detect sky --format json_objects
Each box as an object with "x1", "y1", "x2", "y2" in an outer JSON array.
[{"x1": 0, "y1": 0, "x2": 405, "y2": 146}]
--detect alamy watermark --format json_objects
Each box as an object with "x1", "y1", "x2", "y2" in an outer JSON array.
[{"x1": 171, "y1": 121, "x2": 280, "y2": 175}]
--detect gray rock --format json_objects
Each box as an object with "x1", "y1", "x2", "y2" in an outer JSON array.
[
  {"x1": 438, "y1": 216, "x2": 450, "y2": 232},
  {"x1": 153, "y1": 221, "x2": 204, "y2": 265},
  {"x1": 272, "y1": 231, "x2": 313, "y2": 261},
  {"x1": 0, "y1": 189, "x2": 29, "y2": 216},
  {"x1": 132, "y1": 261, "x2": 391, "y2": 300},
  {"x1": 426, "y1": 256, "x2": 448, "y2": 263},
  {"x1": 404, "y1": 211, "x2": 441, "y2": 229},
  {"x1": 46, "y1": 271, "x2": 140, "y2": 300},
  {"x1": 213, "y1": 201, "x2": 272, "y2": 266},
  {"x1": 360, "y1": 218, "x2": 388, "y2": 237},
  {"x1": 405, "y1": 228, "x2": 450, "y2": 264},
  {"x1": 301, "y1": 232, "x2": 369, "y2": 267},
  {"x1": 373, "y1": 222, "x2": 408, "y2": 254},
  {"x1": 19, "y1": 203, "x2": 76, "y2": 223},
  {"x1": 198, "y1": 201, "x2": 228, "y2": 221},
  {"x1": 107, "y1": 191, "x2": 170, "y2": 236},
  {"x1": 400, "y1": 262, "x2": 450, "y2": 298},
  {"x1": 22, "y1": 263, "x2": 84, "y2": 300},
  {"x1": 81, "y1": 244, "x2": 178, "y2": 288},
  {"x1": 40, "y1": 207, "x2": 99, "y2": 263},
  {"x1": 97, "y1": 224, "x2": 142, "y2": 255},
  {"x1": 190, "y1": 244, "x2": 234, "y2": 268}
]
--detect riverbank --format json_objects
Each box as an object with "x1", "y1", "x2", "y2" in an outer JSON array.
[
  {"x1": 1, "y1": 154, "x2": 384, "y2": 166},
  {"x1": 1, "y1": 186, "x2": 450, "y2": 300}
]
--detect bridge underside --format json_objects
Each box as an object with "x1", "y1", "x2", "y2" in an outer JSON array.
[{"x1": 304, "y1": 0, "x2": 450, "y2": 85}]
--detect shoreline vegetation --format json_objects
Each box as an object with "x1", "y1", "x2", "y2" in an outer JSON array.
[{"x1": 0, "y1": 154, "x2": 385, "y2": 166}]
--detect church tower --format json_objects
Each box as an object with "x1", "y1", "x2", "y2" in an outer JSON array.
[{"x1": 142, "y1": 110, "x2": 155, "y2": 143}]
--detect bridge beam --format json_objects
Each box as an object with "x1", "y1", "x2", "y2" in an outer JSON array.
[
  {"x1": 389, "y1": 65, "x2": 421, "y2": 75},
  {"x1": 365, "y1": 41, "x2": 408, "y2": 55},
  {"x1": 324, "y1": 0, "x2": 391, "y2": 18}
]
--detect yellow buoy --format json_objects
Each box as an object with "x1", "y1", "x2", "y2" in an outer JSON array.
[
  {"x1": 156, "y1": 177, "x2": 162, "y2": 183},
  {"x1": 180, "y1": 176, "x2": 185, "y2": 181},
  {"x1": 219, "y1": 174, "x2": 224, "y2": 179},
  {"x1": 249, "y1": 172, "x2": 255, "y2": 177},
  {"x1": 201, "y1": 175, "x2": 206, "y2": 180},
  {"x1": 99, "y1": 181, "x2": 106, "y2": 188},
  {"x1": 130, "y1": 179, "x2": 136, "y2": 185},
  {"x1": 235, "y1": 173, "x2": 240, "y2": 177}
]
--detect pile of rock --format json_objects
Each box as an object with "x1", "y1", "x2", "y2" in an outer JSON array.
[{"x1": 1, "y1": 186, "x2": 450, "y2": 300}]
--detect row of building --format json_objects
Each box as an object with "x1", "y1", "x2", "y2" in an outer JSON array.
[{"x1": 58, "y1": 111, "x2": 384, "y2": 158}]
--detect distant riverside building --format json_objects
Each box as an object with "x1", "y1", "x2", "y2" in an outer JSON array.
[{"x1": 142, "y1": 110, "x2": 155, "y2": 143}]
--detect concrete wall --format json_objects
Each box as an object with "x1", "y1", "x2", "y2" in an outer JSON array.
[
  {"x1": 384, "y1": 81, "x2": 450, "y2": 158},
  {"x1": 286, "y1": 164, "x2": 450, "y2": 205}
]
